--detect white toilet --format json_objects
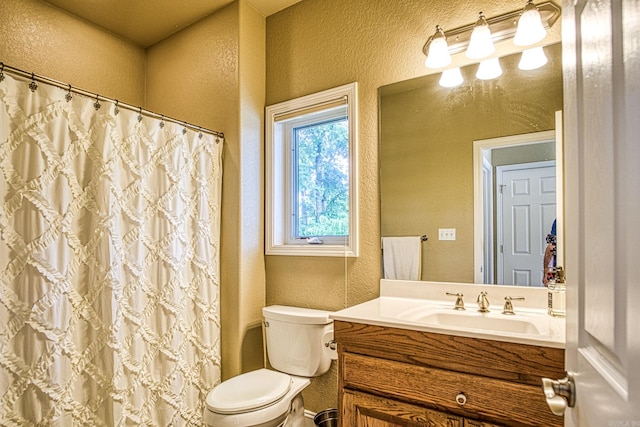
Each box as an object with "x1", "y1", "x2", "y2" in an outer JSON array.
[{"x1": 204, "y1": 305, "x2": 337, "y2": 427}]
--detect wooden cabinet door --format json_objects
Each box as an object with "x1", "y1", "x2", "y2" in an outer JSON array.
[
  {"x1": 464, "y1": 420, "x2": 504, "y2": 427},
  {"x1": 342, "y1": 390, "x2": 462, "y2": 427},
  {"x1": 356, "y1": 417, "x2": 404, "y2": 427}
]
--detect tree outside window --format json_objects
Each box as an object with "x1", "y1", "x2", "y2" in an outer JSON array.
[{"x1": 293, "y1": 117, "x2": 349, "y2": 238}]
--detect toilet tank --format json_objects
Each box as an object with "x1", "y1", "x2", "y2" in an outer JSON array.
[{"x1": 262, "y1": 305, "x2": 336, "y2": 377}]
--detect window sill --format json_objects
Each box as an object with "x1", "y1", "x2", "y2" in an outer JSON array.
[{"x1": 265, "y1": 243, "x2": 358, "y2": 257}]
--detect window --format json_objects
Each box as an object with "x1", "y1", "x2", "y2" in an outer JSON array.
[{"x1": 266, "y1": 83, "x2": 358, "y2": 256}]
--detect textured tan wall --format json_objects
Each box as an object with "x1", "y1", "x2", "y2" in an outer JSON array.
[
  {"x1": 145, "y1": 4, "x2": 239, "y2": 132},
  {"x1": 146, "y1": 0, "x2": 267, "y2": 381},
  {"x1": 380, "y1": 43, "x2": 563, "y2": 283},
  {"x1": 237, "y1": 1, "x2": 268, "y2": 375},
  {"x1": 0, "y1": 0, "x2": 145, "y2": 105},
  {"x1": 266, "y1": 0, "x2": 562, "y2": 412}
]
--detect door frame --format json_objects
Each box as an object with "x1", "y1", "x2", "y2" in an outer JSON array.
[
  {"x1": 482, "y1": 156, "x2": 494, "y2": 284},
  {"x1": 473, "y1": 129, "x2": 559, "y2": 284}
]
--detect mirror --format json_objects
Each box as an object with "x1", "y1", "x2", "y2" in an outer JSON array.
[{"x1": 379, "y1": 43, "x2": 563, "y2": 286}]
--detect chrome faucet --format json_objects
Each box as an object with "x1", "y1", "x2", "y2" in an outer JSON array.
[{"x1": 477, "y1": 291, "x2": 490, "y2": 312}]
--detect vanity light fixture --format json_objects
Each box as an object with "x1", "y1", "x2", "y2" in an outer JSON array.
[
  {"x1": 421, "y1": 2, "x2": 560, "y2": 58},
  {"x1": 518, "y1": 46, "x2": 548, "y2": 70},
  {"x1": 514, "y1": 0, "x2": 547, "y2": 46},
  {"x1": 476, "y1": 57, "x2": 503, "y2": 80},
  {"x1": 439, "y1": 67, "x2": 464, "y2": 87},
  {"x1": 466, "y1": 12, "x2": 495, "y2": 59},
  {"x1": 425, "y1": 25, "x2": 452, "y2": 69},
  {"x1": 421, "y1": 2, "x2": 560, "y2": 87}
]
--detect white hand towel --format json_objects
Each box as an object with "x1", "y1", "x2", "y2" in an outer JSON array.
[{"x1": 382, "y1": 236, "x2": 422, "y2": 280}]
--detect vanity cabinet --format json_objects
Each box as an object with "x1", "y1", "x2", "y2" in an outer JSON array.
[{"x1": 335, "y1": 321, "x2": 564, "y2": 427}]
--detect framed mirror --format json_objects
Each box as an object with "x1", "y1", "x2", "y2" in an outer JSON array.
[{"x1": 379, "y1": 43, "x2": 563, "y2": 286}]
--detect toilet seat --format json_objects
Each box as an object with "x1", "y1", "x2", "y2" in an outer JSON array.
[
  {"x1": 203, "y1": 372, "x2": 311, "y2": 427},
  {"x1": 206, "y1": 369, "x2": 292, "y2": 415}
]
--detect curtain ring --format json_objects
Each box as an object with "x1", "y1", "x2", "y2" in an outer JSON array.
[
  {"x1": 138, "y1": 106, "x2": 143, "y2": 122},
  {"x1": 65, "y1": 84, "x2": 72, "y2": 102},
  {"x1": 0, "y1": 63, "x2": 5, "y2": 82},
  {"x1": 198, "y1": 127, "x2": 203, "y2": 139},
  {"x1": 29, "y1": 73, "x2": 38, "y2": 92},
  {"x1": 114, "y1": 100, "x2": 120, "y2": 115},
  {"x1": 159, "y1": 115, "x2": 165, "y2": 129},
  {"x1": 93, "y1": 94, "x2": 101, "y2": 110}
]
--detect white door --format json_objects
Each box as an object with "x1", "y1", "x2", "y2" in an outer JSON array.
[
  {"x1": 556, "y1": 0, "x2": 640, "y2": 424},
  {"x1": 497, "y1": 162, "x2": 556, "y2": 286}
]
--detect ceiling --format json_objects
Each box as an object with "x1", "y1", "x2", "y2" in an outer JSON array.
[{"x1": 44, "y1": 0, "x2": 302, "y2": 47}]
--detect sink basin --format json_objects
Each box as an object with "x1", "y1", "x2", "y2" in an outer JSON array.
[{"x1": 397, "y1": 307, "x2": 548, "y2": 335}]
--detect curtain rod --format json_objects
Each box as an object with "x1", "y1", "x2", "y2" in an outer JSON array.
[{"x1": 0, "y1": 62, "x2": 224, "y2": 139}]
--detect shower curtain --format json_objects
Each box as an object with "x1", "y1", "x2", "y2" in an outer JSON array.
[{"x1": 0, "y1": 72, "x2": 222, "y2": 426}]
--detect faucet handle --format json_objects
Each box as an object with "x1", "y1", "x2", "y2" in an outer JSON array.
[
  {"x1": 477, "y1": 291, "x2": 490, "y2": 312},
  {"x1": 445, "y1": 292, "x2": 465, "y2": 310},
  {"x1": 502, "y1": 296, "x2": 525, "y2": 315}
]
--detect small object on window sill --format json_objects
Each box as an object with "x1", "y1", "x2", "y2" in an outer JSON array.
[{"x1": 306, "y1": 237, "x2": 323, "y2": 244}]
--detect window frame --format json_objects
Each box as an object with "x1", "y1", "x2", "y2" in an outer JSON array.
[{"x1": 265, "y1": 82, "x2": 359, "y2": 257}]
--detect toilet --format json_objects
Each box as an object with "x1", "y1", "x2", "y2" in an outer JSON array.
[{"x1": 204, "y1": 305, "x2": 337, "y2": 427}]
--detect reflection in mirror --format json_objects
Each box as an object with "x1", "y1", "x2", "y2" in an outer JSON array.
[
  {"x1": 379, "y1": 43, "x2": 563, "y2": 286},
  {"x1": 472, "y1": 130, "x2": 560, "y2": 286}
]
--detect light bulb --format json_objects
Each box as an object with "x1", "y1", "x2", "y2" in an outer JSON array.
[
  {"x1": 439, "y1": 68, "x2": 463, "y2": 88},
  {"x1": 425, "y1": 26, "x2": 452, "y2": 69},
  {"x1": 519, "y1": 46, "x2": 548, "y2": 70},
  {"x1": 514, "y1": 1, "x2": 547, "y2": 46},
  {"x1": 476, "y1": 57, "x2": 502, "y2": 80},
  {"x1": 466, "y1": 13, "x2": 495, "y2": 59}
]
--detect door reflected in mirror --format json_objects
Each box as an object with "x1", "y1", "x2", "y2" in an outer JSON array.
[
  {"x1": 379, "y1": 43, "x2": 563, "y2": 286},
  {"x1": 473, "y1": 130, "x2": 562, "y2": 286}
]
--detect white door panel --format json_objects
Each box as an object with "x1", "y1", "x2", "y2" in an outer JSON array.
[
  {"x1": 498, "y1": 163, "x2": 556, "y2": 286},
  {"x1": 561, "y1": 0, "x2": 640, "y2": 424}
]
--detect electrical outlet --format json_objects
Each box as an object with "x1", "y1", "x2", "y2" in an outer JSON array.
[{"x1": 438, "y1": 228, "x2": 456, "y2": 240}]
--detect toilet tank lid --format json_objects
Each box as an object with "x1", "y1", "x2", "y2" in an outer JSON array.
[{"x1": 263, "y1": 305, "x2": 333, "y2": 325}]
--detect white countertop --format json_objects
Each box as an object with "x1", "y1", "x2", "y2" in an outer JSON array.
[{"x1": 330, "y1": 280, "x2": 566, "y2": 349}]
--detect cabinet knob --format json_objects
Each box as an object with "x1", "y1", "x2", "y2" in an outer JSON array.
[{"x1": 455, "y1": 392, "x2": 467, "y2": 406}]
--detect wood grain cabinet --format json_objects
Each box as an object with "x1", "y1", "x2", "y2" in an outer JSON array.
[{"x1": 335, "y1": 321, "x2": 564, "y2": 427}]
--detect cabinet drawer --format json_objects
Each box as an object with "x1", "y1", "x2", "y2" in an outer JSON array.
[
  {"x1": 335, "y1": 321, "x2": 564, "y2": 387},
  {"x1": 343, "y1": 389, "x2": 463, "y2": 427},
  {"x1": 341, "y1": 352, "x2": 561, "y2": 427}
]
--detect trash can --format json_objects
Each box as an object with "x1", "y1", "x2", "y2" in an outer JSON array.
[{"x1": 313, "y1": 408, "x2": 338, "y2": 427}]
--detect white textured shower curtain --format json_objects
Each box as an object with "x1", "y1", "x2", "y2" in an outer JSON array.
[{"x1": 0, "y1": 73, "x2": 222, "y2": 426}]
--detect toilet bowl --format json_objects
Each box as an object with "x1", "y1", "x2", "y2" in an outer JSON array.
[
  {"x1": 204, "y1": 306, "x2": 336, "y2": 426},
  {"x1": 204, "y1": 369, "x2": 309, "y2": 427}
]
